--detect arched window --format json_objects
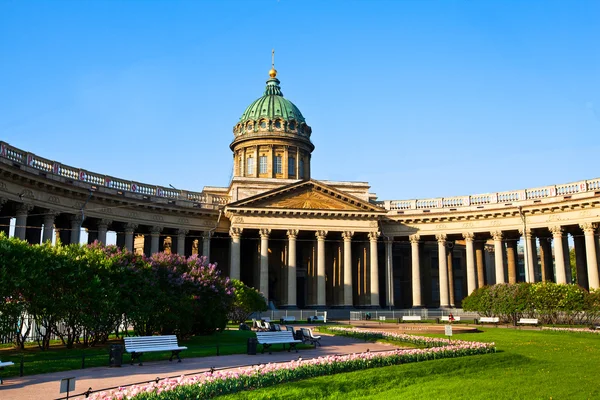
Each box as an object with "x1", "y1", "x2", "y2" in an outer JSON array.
[
  {"x1": 259, "y1": 155, "x2": 267, "y2": 174},
  {"x1": 247, "y1": 156, "x2": 255, "y2": 176},
  {"x1": 274, "y1": 155, "x2": 282, "y2": 174}
]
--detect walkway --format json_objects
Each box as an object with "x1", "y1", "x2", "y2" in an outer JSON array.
[{"x1": 0, "y1": 334, "x2": 397, "y2": 400}]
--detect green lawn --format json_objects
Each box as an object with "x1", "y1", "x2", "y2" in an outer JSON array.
[{"x1": 216, "y1": 328, "x2": 600, "y2": 399}]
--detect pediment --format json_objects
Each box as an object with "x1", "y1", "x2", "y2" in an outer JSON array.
[{"x1": 227, "y1": 180, "x2": 384, "y2": 213}]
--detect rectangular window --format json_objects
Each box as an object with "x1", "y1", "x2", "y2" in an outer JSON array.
[
  {"x1": 274, "y1": 155, "x2": 282, "y2": 174},
  {"x1": 288, "y1": 156, "x2": 296, "y2": 176},
  {"x1": 246, "y1": 157, "x2": 255, "y2": 175},
  {"x1": 259, "y1": 155, "x2": 267, "y2": 174},
  {"x1": 299, "y1": 159, "x2": 305, "y2": 179}
]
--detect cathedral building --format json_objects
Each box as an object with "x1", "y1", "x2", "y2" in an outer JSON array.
[{"x1": 1, "y1": 66, "x2": 600, "y2": 309}]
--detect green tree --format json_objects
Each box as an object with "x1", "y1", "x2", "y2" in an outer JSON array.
[
  {"x1": 228, "y1": 279, "x2": 268, "y2": 324},
  {"x1": 569, "y1": 248, "x2": 577, "y2": 284}
]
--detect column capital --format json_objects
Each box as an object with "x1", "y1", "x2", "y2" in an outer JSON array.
[
  {"x1": 342, "y1": 231, "x2": 354, "y2": 240},
  {"x1": 549, "y1": 225, "x2": 563, "y2": 237},
  {"x1": 97, "y1": 219, "x2": 112, "y2": 230},
  {"x1": 124, "y1": 223, "x2": 138, "y2": 233},
  {"x1": 177, "y1": 228, "x2": 189, "y2": 236},
  {"x1": 286, "y1": 229, "x2": 299, "y2": 239},
  {"x1": 491, "y1": 230, "x2": 503, "y2": 241},
  {"x1": 0, "y1": 197, "x2": 7, "y2": 209},
  {"x1": 70, "y1": 214, "x2": 83, "y2": 225},
  {"x1": 368, "y1": 231, "x2": 380, "y2": 241},
  {"x1": 16, "y1": 203, "x2": 34, "y2": 214},
  {"x1": 230, "y1": 227, "x2": 243, "y2": 239},
  {"x1": 409, "y1": 234, "x2": 420, "y2": 244},
  {"x1": 462, "y1": 232, "x2": 475, "y2": 241},
  {"x1": 259, "y1": 228, "x2": 271, "y2": 238},
  {"x1": 580, "y1": 222, "x2": 597, "y2": 233},
  {"x1": 202, "y1": 231, "x2": 212, "y2": 240},
  {"x1": 43, "y1": 209, "x2": 60, "y2": 220},
  {"x1": 315, "y1": 230, "x2": 328, "y2": 240},
  {"x1": 435, "y1": 233, "x2": 447, "y2": 243},
  {"x1": 518, "y1": 227, "x2": 532, "y2": 238},
  {"x1": 150, "y1": 225, "x2": 163, "y2": 235}
]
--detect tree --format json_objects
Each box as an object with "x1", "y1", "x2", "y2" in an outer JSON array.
[
  {"x1": 228, "y1": 279, "x2": 267, "y2": 324},
  {"x1": 569, "y1": 248, "x2": 577, "y2": 284}
]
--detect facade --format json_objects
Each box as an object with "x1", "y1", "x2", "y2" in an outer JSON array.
[{"x1": 1, "y1": 68, "x2": 600, "y2": 309}]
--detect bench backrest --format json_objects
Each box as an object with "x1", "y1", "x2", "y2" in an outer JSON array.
[
  {"x1": 403, "y1": 316, "x2": 421, "y2": 321},
  {"x1": 519, "y1": 318, "x2": 538, "y2": 323},
  {"x1": 256, "y1": 331, "x2": 296, "y2": 343},
  {"x1": 282, "y1": 316, "x2": 296, "y2": 321},
  {"x1": 441, "y1": 316, "x2": 461, "y2": 321},
  {"x1": 379, "y1": 316, "x2": 386, "y2": 321},
  {"x1": 124, "y1": 335, "x2": 180, "y2": 350},
  {"x1": 480, "y1": 317, "x2": 499, "y2": 323}
]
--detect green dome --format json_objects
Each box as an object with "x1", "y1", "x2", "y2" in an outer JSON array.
[{"x1": 238, "y1": 77, "x2": 305, "y2": 124}]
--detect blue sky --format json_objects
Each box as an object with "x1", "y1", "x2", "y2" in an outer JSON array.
[{"x1": 1, "y1": 0, "x2": 598, "y2": 201}]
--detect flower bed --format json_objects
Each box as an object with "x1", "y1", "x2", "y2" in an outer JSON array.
[
  {"x1": 542, "y1": 327, "x2": 600, "y2": 334},
  {"x1": 90, "y1": 329, "x2": 495, "y2": 400}
]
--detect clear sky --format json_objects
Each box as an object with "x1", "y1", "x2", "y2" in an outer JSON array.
[{"x1": 1, "y1": 0, "x2": 598, "y2": 201}]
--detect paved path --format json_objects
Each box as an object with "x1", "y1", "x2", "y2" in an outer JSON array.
[{"x1": 0, "y1": 334, "x2": 397, "y2": 400}]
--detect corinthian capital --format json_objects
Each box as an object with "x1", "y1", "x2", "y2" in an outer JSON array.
[
  {"x1": 462, "y1": 232, "x2": 475, "y2": 241},
  {"x1": 580, "y1": 222, "x2": 597, "y2": 234},
  {"x1": 368, "y1": 231, "x2": 380, "y2": 241},
  {"x1": 342, "y1": 231, "x2": 354, "y2": 241},
  {"x1": 409, "y1": 234, "x2": 420, "y2": 244},
  {"x1": 259, "y1": 228, "x2": 271, "y2": 238},
  {"x1": 286, "y1": 229, "x2": 299, "y2": 239},
  {"x1": 549, "y1": 225, "x2": 563, "y2": 237},
  {"x1": 315, "y1": 230, "x2": 328, "y2": 240},
  {"x1": 230, "y1": 227, "x2": 243, "y2": 239},
  {"x1": 435, "y1": 233, "x2": 447, "y2": 243},
  {"x1": 491, "y1": 230, "x2": 503, "y2": 241}
]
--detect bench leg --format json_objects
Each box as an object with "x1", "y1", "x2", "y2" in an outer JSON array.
[
  {"x1": 131, "y1": 352, "x2": 143, "y2": 366},
  {"x1": 170, "y1": 350, "x2": 182, "y2": 363},
  {"x1": 289, "y1": 343, "x2": 298, "y2": 353}
]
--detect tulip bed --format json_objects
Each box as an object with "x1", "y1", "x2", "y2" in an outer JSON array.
[
  {"x1": 541, "y1": 326, "x2": 600, "y2": 334},
  {"x1": 89, "y1": 329, "x2": 495, "y2": 400}
]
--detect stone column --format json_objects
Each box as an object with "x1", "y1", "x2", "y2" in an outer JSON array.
[
  {"x1": 384, "y1": 238, "x2": 394, "y2": 308},
  {"x1": 259, "y1": 229, "x2": 271, "y2": 300},
  {"x1": 539, "y1": 236, "x2": 553, "y2": 282},
  {"x1": 475, "y1": 240, "x2": 486, "y2": 288},
  {"x1": 42, "y1": 210, "x2": 59, "y2": 243},
  {"x1": 521, "y1": 229, "x2": 537, "y2": 283},
  {"x1": 409, "y1": 234, "x2": 422, "y2": 307},
  {"x1": 369, "y1": 231, "x2": 380, "y2": 307},
  {"x1": 70, "y1": 214, "x2": 83, "y2": 245},
  {"x1": 286, "y1": 229, "x2": 299, "y2": 308},
  {"x1": 463, "y1": 233, "x2": 477, "y2": 295},
  {"x1": 506, "y1": 239, "x2": 518, "y2": 284},
  {"x1": 447, "y1": 244, "x2": 455, "y2": 307},
  {"x1": 342, "y1": 231, "x2": 354, "y2": 307},
  {"x1": 202, "y1": 232, "x2": 211, "y2": 260},
  {"x1": 229, "y1": 228, "x2": 242, "y2": 280},
  {"x1": 150, "y1": 226, "x2": 163, "y2": 254},
  {"x1": 15, "y1": 203, "x2": 33, "y2": 240},
  {"x1": 580, "y1": 223, "x2": 599, "y2": 289},
  {"x1": 563, "y1": 235, "x2": 572, "y2": 283},
  {"x1": 97, "y1": 219, "x2": 111, "y2": 244},
  {"x1": 176, "y1": 229, "x2": 187, "y2": 255},
  {"x1": 436, "y1": 233, "x2": 450, "y2": 307},
  {"x1": 124, "y1": 223, "x2": 138, "y2": 251},
  {"x1": 491, "y1": 231, "x2": 505, "y2": 284},
  {"x1": 549, "y1": 226, "x2": 567, "y2": 284},
  {"x1": 315, "y1": 230, "x2": 328, "y2": 307}
]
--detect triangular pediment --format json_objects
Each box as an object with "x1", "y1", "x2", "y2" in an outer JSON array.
[{"x1": 227, "y1": 180, "x2": 384, "y2": 213}]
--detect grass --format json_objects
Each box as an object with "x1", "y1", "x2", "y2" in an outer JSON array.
[
  {"x1": 216, "y1": 327, "x2": 600, "y2": 399},
  {"x1": 0, "y1": 329, "x2": 313, "y2": 378}
]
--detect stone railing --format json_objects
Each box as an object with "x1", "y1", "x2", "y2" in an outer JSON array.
[
  {"x1": 387, "y1": 178, "x2": 597, "y2": 212},
  {"x1": 0, "y1": 141, "x2": 230, "y2": 208}
]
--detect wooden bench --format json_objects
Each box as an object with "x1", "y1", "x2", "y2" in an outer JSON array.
[
  {"x1": 477, "y1": 317, "x2": 499, "y2": 325},
  {"x1": 280, "y1": 316, "x2": 296, "y2": 323},
  {"x1": 378, "y1": 316, "x2": 387, "y2": 324},
  {"x1": 307, "y1": 315, "x2": 326, "y2": 323},
  {"x1": 401, "y1": 315, "x2": 422, "y2": 322},
  {"x1": 256, "y1": 331, "x2": 302, "y2": 354},
  {"x1": 0, "y1": 361, "x2": 14, "y2": 385},
  {"x1": 517, "y1": 318, "x2": 539, "y2": 327},
  {"x1": 124, "y1": 335, "x2": 187, "y2": 365},
  {"x1": 440, "y1": 316, "x2": 461, "y2": 322},
  {"x1": 301, "y1": 328, "x2": 322, "y2": 347}
]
